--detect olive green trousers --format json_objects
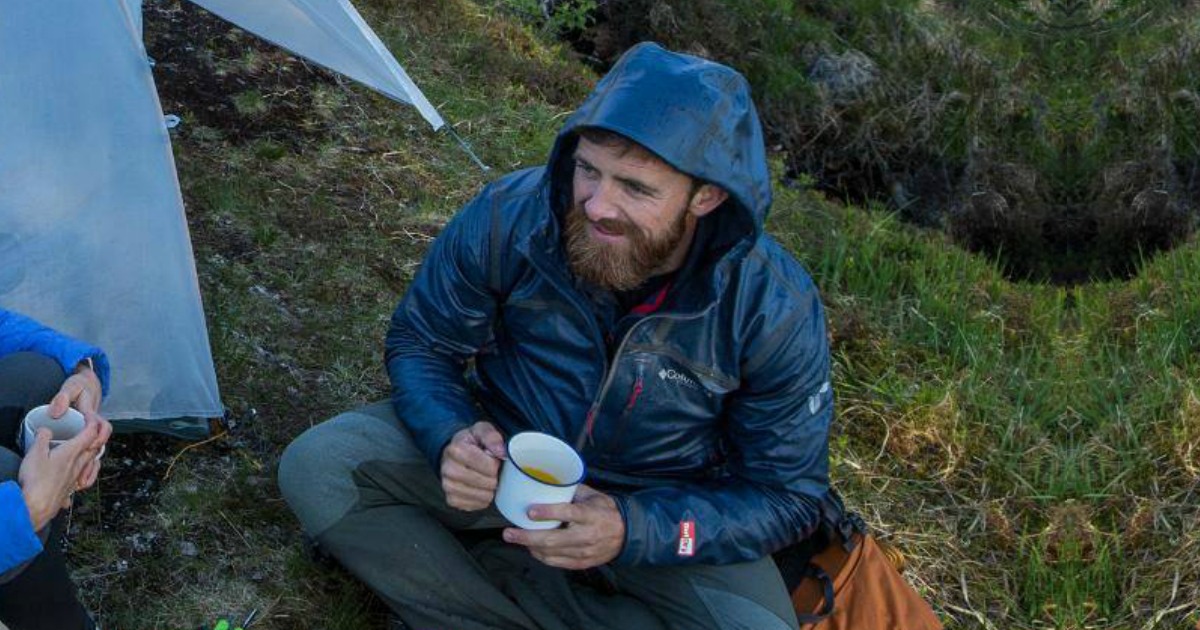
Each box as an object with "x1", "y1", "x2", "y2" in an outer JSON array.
[{"x1": 278, "y1": 401, "x2": 798, "y2": 630}]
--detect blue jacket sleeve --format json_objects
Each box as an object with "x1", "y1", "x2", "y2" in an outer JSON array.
[
  {"x1": 613, "y1": 281, "x2": 833, "y2": 566},
  {"x1": 0, "y1": 309, "x2": 111, "y2": 396},
  {"x1": 384, "y1": 187, "x2": 502, "y2": 469},
  {"x1": 0, "y1": 481, "x2": 43, "y2": 574}
]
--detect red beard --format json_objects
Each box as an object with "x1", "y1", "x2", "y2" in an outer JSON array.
[{"x1": 563, "y1": 202, "x2": 687, "y2": 291}]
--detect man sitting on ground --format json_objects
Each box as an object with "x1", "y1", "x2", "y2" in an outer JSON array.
[{"x1": 280, "y1": 42, "x2": 839, "y2": 629}]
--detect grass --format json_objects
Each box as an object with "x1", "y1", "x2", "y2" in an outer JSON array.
[
  {"x1": 772, "y1": 172, "x2": 1198, "y2": 627},
  {"x1": 55, "y1": 0, "x2": 1200, "y2": 629},
  {"x1": 585, "y1": 0, "x2": 1200, "y2": 282}
]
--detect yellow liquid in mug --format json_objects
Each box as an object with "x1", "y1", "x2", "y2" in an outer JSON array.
[{"x1": 523, "y1": 466, "x2": 561, "y2": 484}]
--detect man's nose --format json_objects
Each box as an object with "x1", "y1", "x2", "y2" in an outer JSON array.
[{"x1": 583, "y1": 180, "x2": 620, "y2": 222}]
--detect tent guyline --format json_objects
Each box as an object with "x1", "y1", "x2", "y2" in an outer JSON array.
[{"x1": 447, "y1": 126, "x2": 491, "y2": 172}]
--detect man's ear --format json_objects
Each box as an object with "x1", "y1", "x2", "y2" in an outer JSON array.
[{"x1": 688, "y1": 184, "x2": 730, "y2": 218}]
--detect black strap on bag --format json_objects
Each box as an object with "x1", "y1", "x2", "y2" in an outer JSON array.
[
  {"x1": 793, "y1": 564, "x2": 836, "y2": 624},
  {"x1": 775, "y1": 489, "x2": 867, "y2": 623}
]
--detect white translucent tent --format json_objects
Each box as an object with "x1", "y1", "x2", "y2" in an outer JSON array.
[{"x1": 0, "y1": 0, "x2": 446, "y2": 436}]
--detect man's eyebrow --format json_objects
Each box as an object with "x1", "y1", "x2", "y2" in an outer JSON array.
[
  {"x1": 572, "y1": 152, "x2": 663, "y2": 197},
  {"x1": 616, "y1": 175, "x2": 662, "y2": 197}
]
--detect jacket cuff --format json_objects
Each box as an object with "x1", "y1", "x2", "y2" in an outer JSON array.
[
  {"x1": 426, "y1": 425, "x2": 464, "y2": 473},
  {"x1": 390, "y1": 399, "x2": 471, "y2": 473},
  {"x1": 88, "y1": 352, "x2": 112, "y2": 397},
  {"x1": 57, "y1": 346, "x2": 111, "y2": 398},
  {"x1": 612, "y1": 494, "x2": 644, "y2": 565}
]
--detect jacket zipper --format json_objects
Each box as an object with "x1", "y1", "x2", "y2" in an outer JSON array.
[
  {"x1": 575, "y1": 315, "x2": 660, "y2": 451},
  {"x1": 573, "y1": 308, "x2": 713, "y2": 452},
  {"x1": 524, "y1": 248, "x2": 720, "y2": 452},
  {"x1": 525, "y1": 251, "x2": 670, "y2": 450},
  {"x1": 608, "y1": 360, "x2": 646, "y2": 449}
]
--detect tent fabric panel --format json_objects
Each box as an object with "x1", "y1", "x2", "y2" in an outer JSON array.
[
  {"x1": 186, "y1": 0, "x2": 445, "y2": 129},
  {"x1": 118, "y1": 0, "x2": 145, "y2": 42},
  {"x1": 0, "y1": 0, "x2": 222, "y2": 422}
]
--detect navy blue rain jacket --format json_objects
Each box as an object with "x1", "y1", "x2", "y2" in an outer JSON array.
[{"x1": 387, "y1": 42, "x2": 833, "y2": 566}]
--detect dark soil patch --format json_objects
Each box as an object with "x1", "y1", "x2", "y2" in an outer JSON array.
[
  {"x1": 950, "y1": 151, "x2": 1193, "y2": 283},
  {"x1": 143, "y1": 0, "x2": 340, "y2": 147},
  {"x1": 68, "y1": 416, "x2": 276, "y2": 550},
  {"x1": 66, "y1": 416, "x2": 287, "y2": 613},
  {"x1": 73, "y1": 433, "x2": 180, "y2": 529},
  {"x1": 65, "y1": 432, "x2": 201, "y2": 605},
  {"x1": 188, "y1": 211, "x2": 261, "y2": 263}
]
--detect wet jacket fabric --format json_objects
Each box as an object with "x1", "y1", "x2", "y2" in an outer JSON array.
[{"x1": 386, "y1": 42, "x2": 833, "y2": 566}]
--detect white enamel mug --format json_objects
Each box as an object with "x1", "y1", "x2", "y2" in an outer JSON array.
[{"x1": 494, "y1": 432, "x2": 585, "y2": 529}]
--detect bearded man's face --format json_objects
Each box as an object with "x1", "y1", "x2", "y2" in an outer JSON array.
[{"x1": 564, "y1": 137, "x2": 699, "y2": 291}]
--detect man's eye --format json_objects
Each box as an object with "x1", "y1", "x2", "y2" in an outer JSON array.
[{"x1": 576, "y1": 162, "x2": 597, "y2": 177}]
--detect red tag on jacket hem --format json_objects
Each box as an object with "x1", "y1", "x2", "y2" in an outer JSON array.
[{"x1": 677, "y1": 520, "x2": 696, "y2": 557}]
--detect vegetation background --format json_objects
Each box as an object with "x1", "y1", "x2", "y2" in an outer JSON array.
[{"x1": 61, "y1": 1, "x2": 1200, "y2": 628}]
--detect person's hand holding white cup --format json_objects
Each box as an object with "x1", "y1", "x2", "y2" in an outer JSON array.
[
  {"x1": 17, "y1": 415, "x2": 103, "y2": 531},
  {"x1": 494, "y1": 432, "x2": 585, "y2": 529},
  {"x1": 20, "y1": 404, "x2": 106, "y2": 461}
]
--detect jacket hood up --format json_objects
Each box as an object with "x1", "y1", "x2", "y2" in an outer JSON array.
[
  {"x1": 386, "y1": 45, "x2": 834, "y2": 566},
  {"x1": 545, "y1": 42, "x2": 772, "y2": 266}
]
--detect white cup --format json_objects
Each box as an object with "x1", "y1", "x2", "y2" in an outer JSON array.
[
  {"x1": 20, "y1": 404, "x2": 104, "y2": 459},
  {"x1": 494, "y1": 432, "x2": 585, "y2": 530}
]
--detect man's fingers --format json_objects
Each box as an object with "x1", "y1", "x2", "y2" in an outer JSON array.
[
  {"x1": 503, "y1": 487, "x2": 624, "y2": 571},
  {"x1": 440, "y1": 425, "x2": 506, "y2": 512},
  {"x1": 67, "y1": 369, "x2": 103, "y2": 414},
  {"x1": 58, "y1": 419, "x2": 100, "y2": 456},
  {"x1": 503, "y1": 524, "x2": 577, "y2": 549},
  {"x1": 502, "y1": 527, "x2": 547, "y2": 548},
  {"x1": 470, "y1": 422, "x2": 507, "y2": 459},
  {"x1": 441, "y1": 459, "x2": 498, "y2": 511},
  {"x1": 51, "y1": 373, "x2": 103, "y2": 418},
  {"x1": 527, "y1": 502, "x2": 579, "y2": 524},
  {"x1": 65, "y1": 448, "x2": 98, "y2": 487},
  {"x1": 444, "y1": 486, "x2": 492, "y2": 506},
  {"x1": 75, "y1": 389, "x2": 100, "y2": 416},
  {"x1": 445, "y1": 439, "x2": 501, "y2": 478},
  {"x1": 507, "y1": 528, "x2": 607, "y2": 570},
  {"x1": 440, "y1": 462, "x2": 499, "y2": 492},
  {"x1": 442, "y1": 479, "x2": 494, "y2": 510},
  {"x1": 499, "y1": 504, "x2": 584, "y2": 547},
  {"x1": 505, "y1": 527, "x2": 594, "y2": 560}
]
